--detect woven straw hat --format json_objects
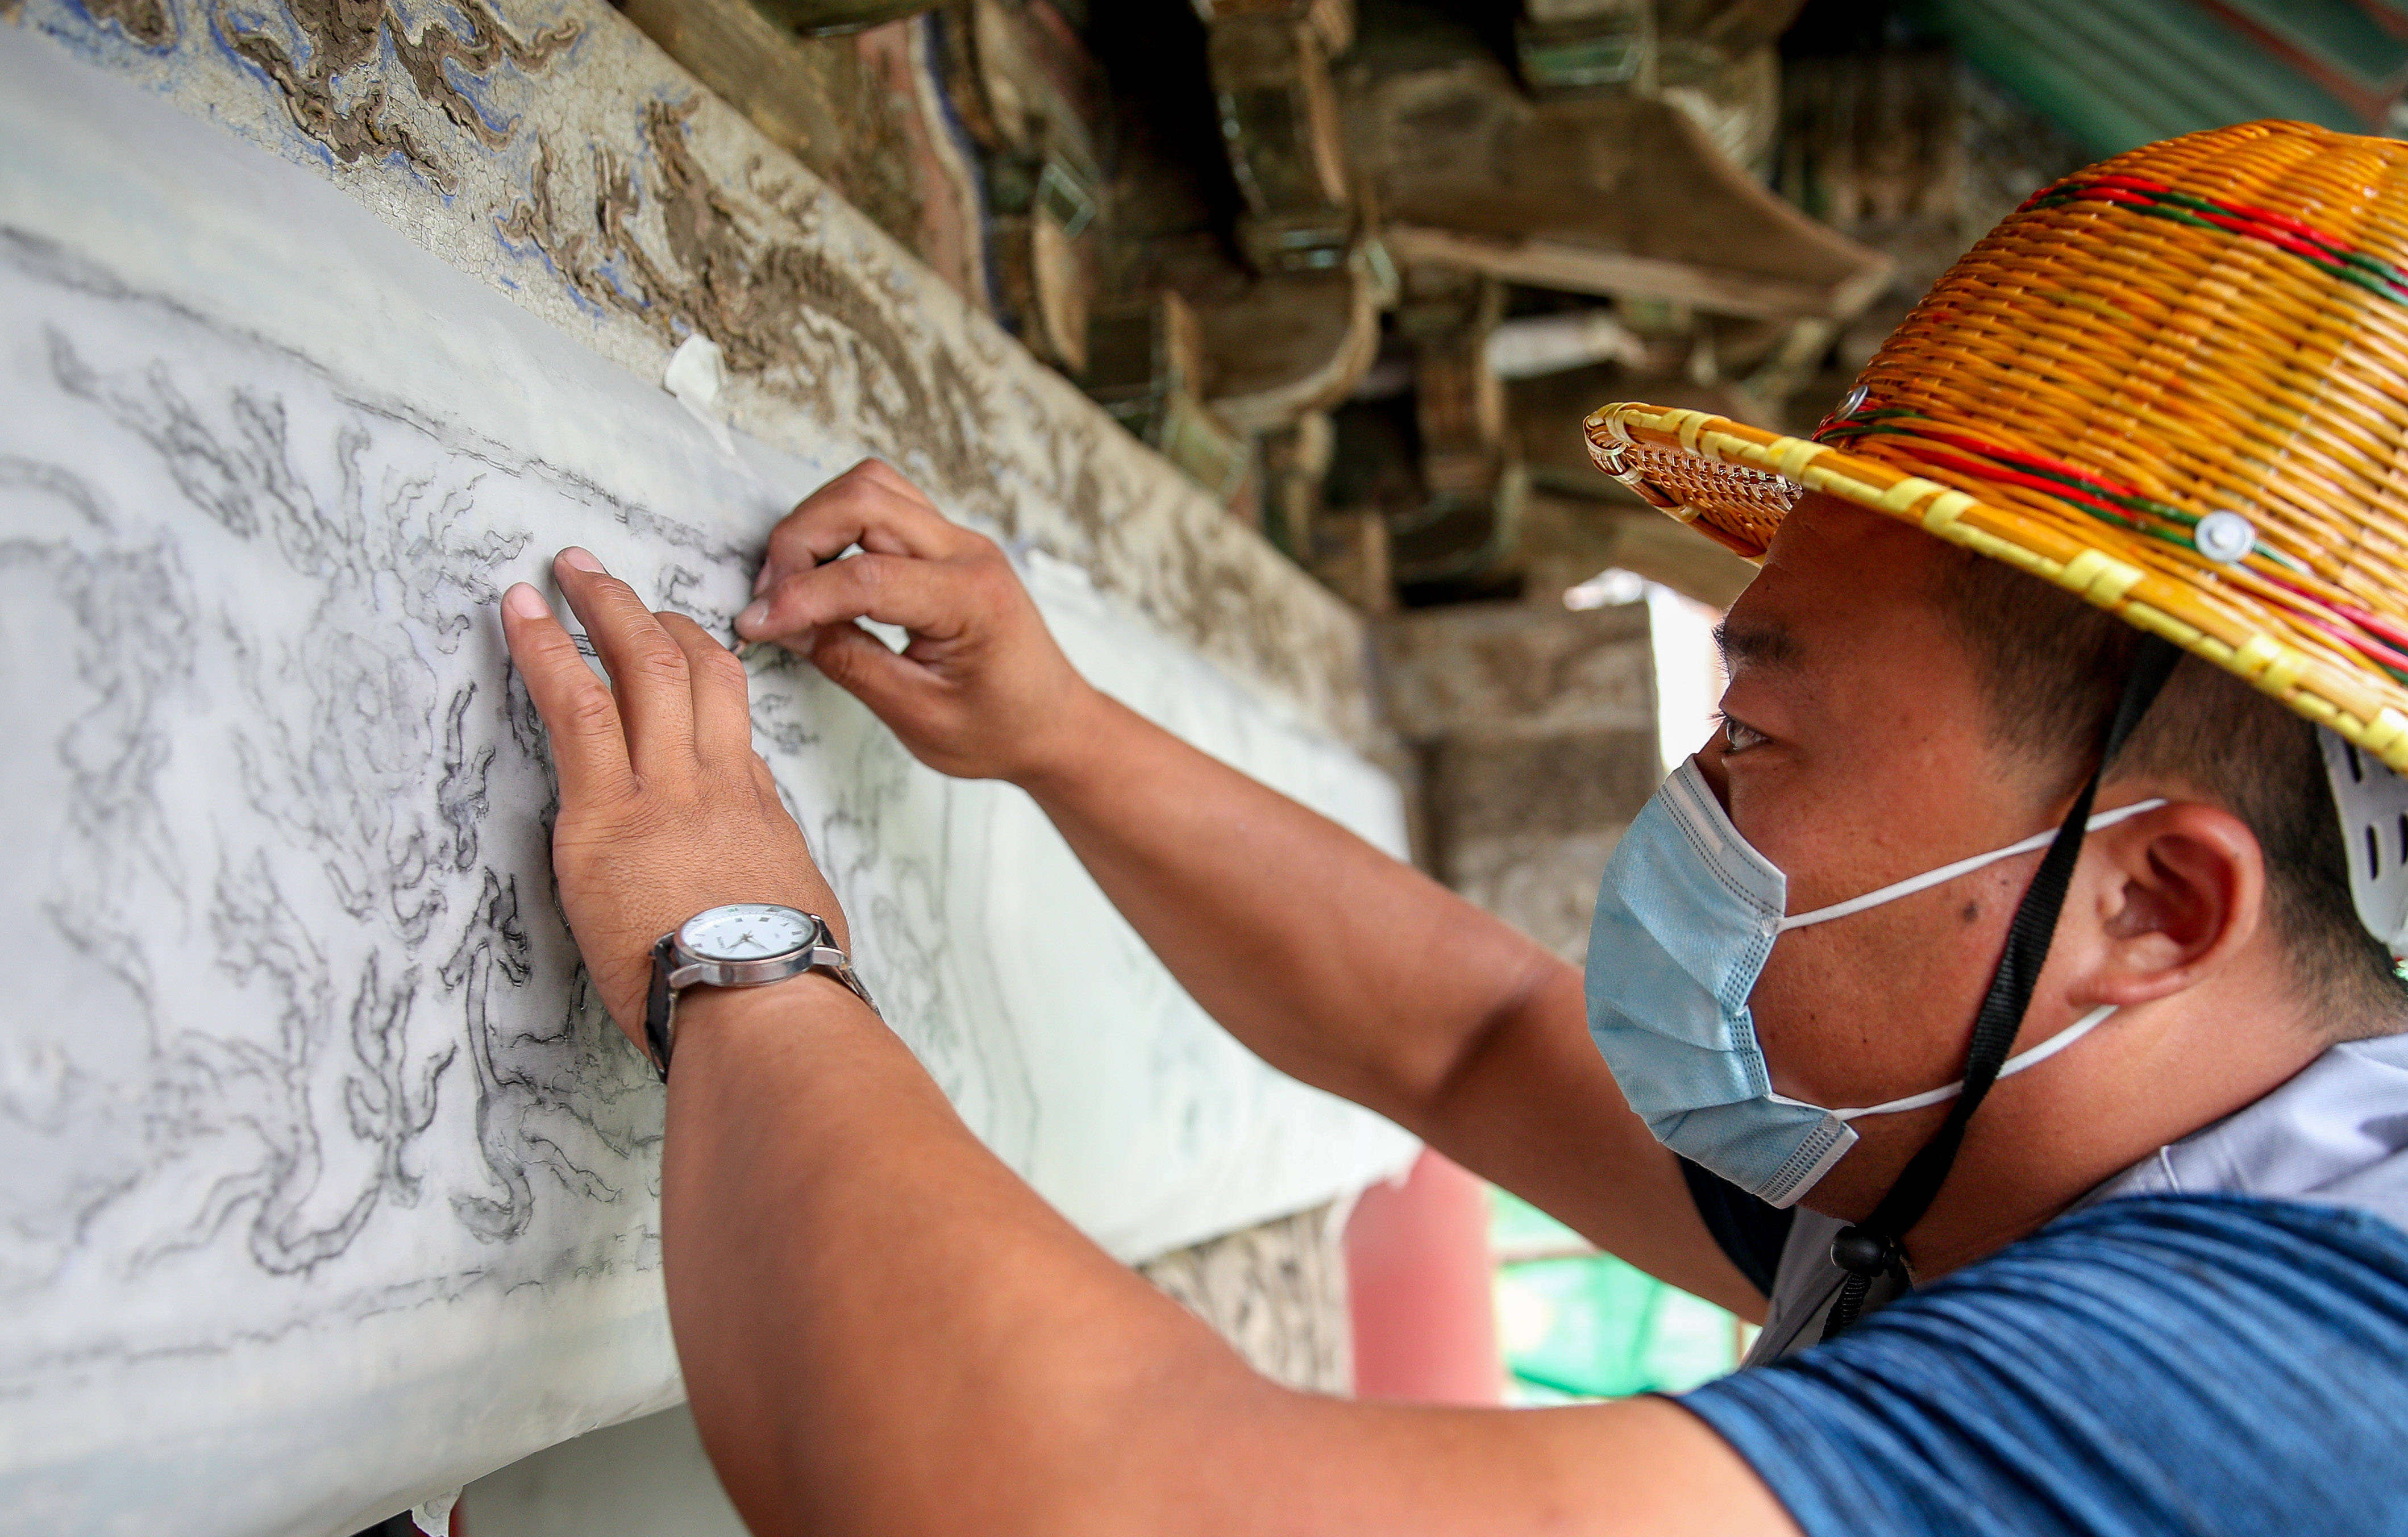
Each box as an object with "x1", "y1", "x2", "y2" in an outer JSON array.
[{"x1": 1586, "y1": 120, "x2": 2408, "y2": 772}]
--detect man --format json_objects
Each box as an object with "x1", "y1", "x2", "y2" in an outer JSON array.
[{"x1": 495, "y1": 119, "x2": 2408, "y2": 1534}]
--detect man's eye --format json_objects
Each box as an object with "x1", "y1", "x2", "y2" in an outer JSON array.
[{"x1": 1722, "y1": 715, "x2": 1769, "y2": 754}]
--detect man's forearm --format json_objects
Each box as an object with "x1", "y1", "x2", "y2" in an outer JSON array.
[
  {"x1": 1011, "y1": 691, "x2": 1767, "y2": 1316},
  {"x1": 1016, "y1": 688, "x2": 1568, "y2": 1128},
  {"x1": 660, "y1": 979, "x2": 1795, "y2": 1537},
  {"x1": 663, "y1": 978, "x2": 1291, "y2": 1535}
]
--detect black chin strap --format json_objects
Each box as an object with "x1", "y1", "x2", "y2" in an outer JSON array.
[{"x1": 1821, "y1": 635, "x2": 2181, "y2": 1341}]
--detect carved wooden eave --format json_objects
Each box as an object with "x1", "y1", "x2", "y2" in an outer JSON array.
[
  {"x1": 614, "y1": 0, "x2": 992, "y2": 310},
  {"x1": 1351, "y1": 60, "x2": 1893, "y2": 322},
  {"x1": 2, "y1": 0, "x2": 1383, "y2": 736}
]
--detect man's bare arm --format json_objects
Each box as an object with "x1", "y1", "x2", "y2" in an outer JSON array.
[
  {"x1": 737, "y1": 462, "x2": 1762, "y2": 1316},
  {"x1": 667, "y1": 979, "x2": 1791, "y2": 1537},
  {"x1": 500, "y1": 553, "x2": 1794, "y2": 1535},
  {"x1": 1020, "y1": 692, "x2": 1763, "y2": 1314}
]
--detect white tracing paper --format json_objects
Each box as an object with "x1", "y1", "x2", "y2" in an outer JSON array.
[{"x1": 0, "y1": 37, "x2": 1414, "y2": 1536}]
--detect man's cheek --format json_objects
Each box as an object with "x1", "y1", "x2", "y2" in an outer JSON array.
[
  {"x1": 1750, "y1": 923, "x2": 1953, "y2": 1106},
  {"x1": 1753, "y1": 902, "x2": 2013, "y2": 1108},
  {"x1": 1746, "y1": 932, "x2": 1863, "y2": 1102}
]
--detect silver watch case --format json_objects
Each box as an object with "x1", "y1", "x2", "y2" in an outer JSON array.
[
  {"x1": 666, "y1": 905, "x2": 855, "y2": 991},
  {"x1": 644, "y1": 904, "x2": 877, "y2": 1078}
]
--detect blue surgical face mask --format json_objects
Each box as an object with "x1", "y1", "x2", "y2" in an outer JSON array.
[{"x1": 1586, "y1": 757, "x2": 2160, "y2": 1207}]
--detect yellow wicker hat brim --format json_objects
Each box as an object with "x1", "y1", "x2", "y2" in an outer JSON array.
[{"x1": 1584, "y1": 400, "x2": 2408, "y2": 775}]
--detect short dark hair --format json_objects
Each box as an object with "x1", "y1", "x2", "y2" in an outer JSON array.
[{"x1": 1930, "y1": 547, "x2": 2408, "y2": 1040}]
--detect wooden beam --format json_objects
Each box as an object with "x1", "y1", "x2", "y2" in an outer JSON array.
[
  {"x1": 1384, "y1": 223, "x2": 1888, "y2": 320},
  {"x1": 1198, "y1": 267, "x2": 1381, "y2": 432},
  {"x1": 1351, "y1": 65, "x2": 1893, "y2": 322},
  {"x1": 615, "y1": 0, "x2": 990, "y2": 308}
]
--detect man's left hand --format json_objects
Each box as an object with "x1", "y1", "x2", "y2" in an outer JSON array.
[{"x1": 500, "y1": 547, "x2": 846, "y2": 1048}]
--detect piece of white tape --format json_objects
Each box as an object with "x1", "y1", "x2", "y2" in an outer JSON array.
[
  {"x1": 412, "y1": 1488, "x2": 460, "y2": 1535},
  {"x1": 663, "y1": 333, "x2": 737, "y2": 457}
]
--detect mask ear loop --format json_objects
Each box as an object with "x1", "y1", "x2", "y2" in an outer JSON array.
[
  {"x1": 1777, "y1": 800, "x2": 2165, "y2": 934},
  {"x1": 1820, "y1": 634, "x2": 2183, "y2": 1342}
]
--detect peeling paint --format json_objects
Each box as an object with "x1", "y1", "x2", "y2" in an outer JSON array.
[
  {"x1": 82, "y1": 0, "x2": 170, "y2": 46},
  {"x1": 496, "y1": 98, "x2": 995, "y2": 494},
  {"x1": 218, "y1": 0, "x2": 577, "y2": 192}
]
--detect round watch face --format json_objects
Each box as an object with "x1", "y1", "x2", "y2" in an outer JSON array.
[{"x1": 680, "y1": 904, "x2": 814, "y2": 962}]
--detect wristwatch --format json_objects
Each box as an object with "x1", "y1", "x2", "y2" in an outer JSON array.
[{"x1": 643, "y1": 903, "x2": 877, "y2": 1079}]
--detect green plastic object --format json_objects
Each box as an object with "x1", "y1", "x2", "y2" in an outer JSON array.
[{"x1": 1490, "y1": 1190, "x2": 1747, "y2": 1401}]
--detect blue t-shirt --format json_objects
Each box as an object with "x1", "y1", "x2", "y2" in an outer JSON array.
[{"x1": 1679, "y1": 1194, "x2": 2408, "y2": 1536}]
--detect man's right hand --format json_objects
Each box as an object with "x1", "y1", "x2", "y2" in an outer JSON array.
[{"x1": 735, "y1": 460, "x2": 1101, "y2": 784}]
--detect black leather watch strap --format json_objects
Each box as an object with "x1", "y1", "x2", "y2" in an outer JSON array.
[
  {"x1": 643, "y1": 932, "x2": 678, "y2": 1081},
  {"x1": 643, "y1": 913, "x2": 880, "y2": 1082}
]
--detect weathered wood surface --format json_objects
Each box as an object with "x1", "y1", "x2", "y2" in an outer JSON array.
[
  {"x1": 611, "y1": 0, "x2": 991, "y2": 307},
  {"x1": 1354, "y1": 60, "x2": 1892, "y2": 320}
]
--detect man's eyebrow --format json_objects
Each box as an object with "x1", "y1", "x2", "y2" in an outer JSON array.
[{"x1": 1714, "y1": 617, "x2": 1801, "y2": 671}]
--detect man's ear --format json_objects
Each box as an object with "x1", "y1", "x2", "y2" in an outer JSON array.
[{"x1": 2074, "y1": 801, "x2": 2266, "y2": 1006}]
